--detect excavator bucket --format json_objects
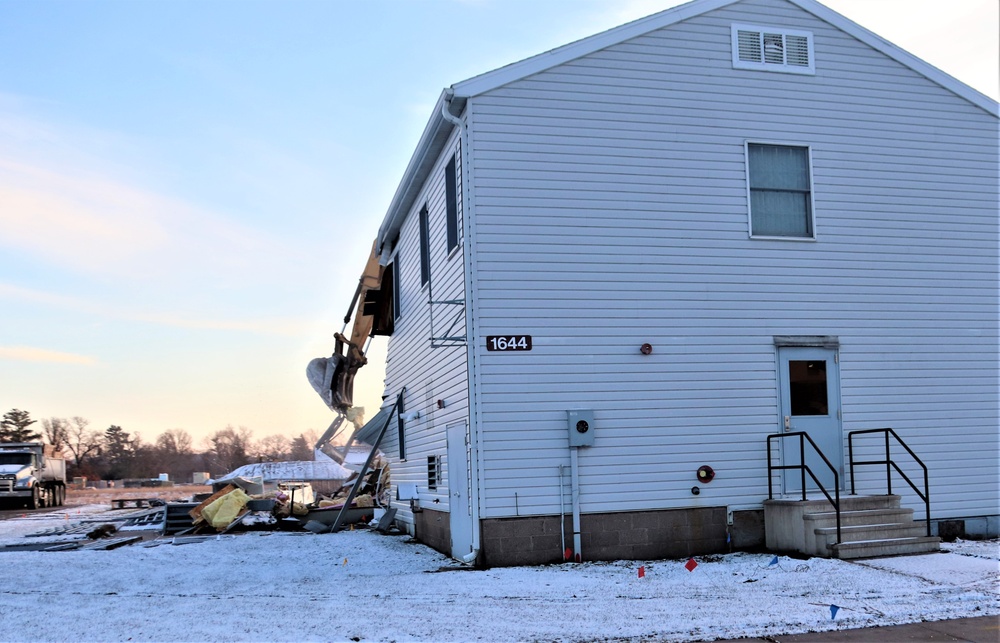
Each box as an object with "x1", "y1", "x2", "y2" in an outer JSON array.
[{"x1": 307, "y1": 334, "x2": 366, "y2": 412}]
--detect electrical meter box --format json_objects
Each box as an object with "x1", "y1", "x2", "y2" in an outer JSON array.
[{"x1": 567, "y1": 410, "x2": 595, "y2": 447}]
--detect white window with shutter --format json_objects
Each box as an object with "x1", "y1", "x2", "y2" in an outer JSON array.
[{"x1": 731, "y1": 23, "x2": 814, "y2": 75}]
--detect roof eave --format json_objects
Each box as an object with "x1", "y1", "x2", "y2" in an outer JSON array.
[
  {"x1": 787, "y1": 0, "x2": 998, "y2": 117},
  {"x1": 377, "y1": 91, "x2": 467, "y2": 259},
  {"x1": 452, "y1": 0, "x2": 739, "y2": 97}
]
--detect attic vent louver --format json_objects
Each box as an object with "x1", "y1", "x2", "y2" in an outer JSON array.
[
  {"x1": 763, "y1": 32, "x2": 784, "y2": 64},
  {"x1": 732, "y1": 24, "x2": 815, "y2": 75},
  {"x1": 785, "y1": 34, "x2": 810, "y2": 67}
]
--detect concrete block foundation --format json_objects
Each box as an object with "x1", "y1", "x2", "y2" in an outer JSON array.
[
  {"x1": 730, "y1": 510, "x2": 765, "y2": 549},
  {"x1": 414, "y1": 508, "x2": 451, "y2": 557},
  {"x1": 480, "y1": 507, "x2": 728, "y2": 567}
]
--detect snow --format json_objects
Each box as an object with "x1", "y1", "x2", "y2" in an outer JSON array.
[
  {"x1": 211, "y1": 460, "x2": 352, "y2": 484},
  {"x1": 0, "y1": 504, "x2": 110, "y2": 540},
  {"x1": 0, "y1": 510, "x2": 996, "y2": 642}
]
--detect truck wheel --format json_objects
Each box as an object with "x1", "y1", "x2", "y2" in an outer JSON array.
[
  {"x1": 28, "y1": 486, "x2": 41, "y2": 510},
  {"x1": 56, "y1": 485, "x2": 65, "y2": 506}
]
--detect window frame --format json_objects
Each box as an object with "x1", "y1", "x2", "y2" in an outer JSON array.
[
  {"x1": 731, "y1": 23, "x2": 815, "y2": 75},
  {"x1": 368, "y1": 260, "x2": 395, "y2": 336},
  {"x1": 391, "y1": 251, "x2": 402, "y2": 322},
  {"x1": 445, "y1": 153, "x2": 461, "y2": 255},
  {"x1": 418, "y1": 204, "x2": 430, "y2": 287},
  {"x1": 744, "y1": 140, "x2": 817, "y2": 241}
]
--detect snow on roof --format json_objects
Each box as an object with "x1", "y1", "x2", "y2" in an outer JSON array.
[{"x1": 212, "y1": 459, "x2": 351, "y2": 484}]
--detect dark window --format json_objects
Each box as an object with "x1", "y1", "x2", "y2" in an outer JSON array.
[
  {"x1": 445, "y1": 154, "x2": 459, "y2": 252},
  {"x1": 427, "y1": 455, "x2": 439, "y2": 491},
  {"x1": 392, "y1": 254, "x2": 401, "y2": 322},
  {"x1": 366, "y1": 261, "x2": 395, "y2": 336},
  {"x1": 418, "y1": 205, "x2": 430, "y2": 286},
  {"x1": 748, "y1": 143, "x2": 812, "y2": 237},
  {"x1": 788, "y1": 360, "x2": 828, "y2": 416}
]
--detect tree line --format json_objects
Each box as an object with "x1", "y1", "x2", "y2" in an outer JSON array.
[{"x1": 0, "y1": 409, "x2": 318, "y2": 483}]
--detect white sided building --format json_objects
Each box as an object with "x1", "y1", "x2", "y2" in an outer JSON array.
[{"x1": 353, "y1": 0, "x2": 999, "y2": 566}]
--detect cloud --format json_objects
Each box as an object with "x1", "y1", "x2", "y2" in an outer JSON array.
[
  {"x1": 0, "y1": 157, "x2": 169, "y2": 272},
  {"x1": 0, "y1": 345, "x2": 96, "y2": 365},
  {"x1": 0, "y1": 154, "x2": 281, "y2": 281},
  {"x1": 0, "y1": 282, "x2": 309, "y2": 337},
  {"x1": 0, "y1": 102, "x2": 298, "y2": 285}
]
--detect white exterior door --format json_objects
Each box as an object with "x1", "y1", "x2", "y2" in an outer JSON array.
[
  {"x1": 446, "y1": 421, "x2": 474, "y2": 559},
  {"x1": 778, "y1": 346, "x2": 843, "y2": 494}
]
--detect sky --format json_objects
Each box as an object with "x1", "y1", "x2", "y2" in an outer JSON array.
[{"x1": 0, "y1": 0, "x2": 997, "y2": 447}]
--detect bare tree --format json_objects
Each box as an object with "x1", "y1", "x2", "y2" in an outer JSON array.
[
  {"x1": 155, "y1": 428, "x2": 193, "y2": 456},
  {"x1": 64, "y1": 416, "x2": 102, "y2": 473},
  {"x1": 152, "y1": 429, "x2": 197, "y2": 483},
  {"x1": 41, "y1": 418, "x2": 69, "y2": 452},
  {"x1": 254, "y1": 434, "x2": 291, "y2": 462}
]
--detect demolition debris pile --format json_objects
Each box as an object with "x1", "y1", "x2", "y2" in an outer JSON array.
[{"x1": 2, "y1": 455, "x2": 393, "y2": 552}]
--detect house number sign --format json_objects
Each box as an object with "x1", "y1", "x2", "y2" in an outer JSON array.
[{"x1": 486, "y1": 335, "x2": 532, "y2": 351}]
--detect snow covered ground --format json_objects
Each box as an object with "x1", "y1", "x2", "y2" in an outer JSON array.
[{"x1": 0, "y1": 508, "x2": 996, "y2": 642}]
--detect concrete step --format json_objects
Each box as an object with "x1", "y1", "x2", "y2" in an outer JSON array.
[
  {"x1": 765, "y1": 495, "x2": 907, "y2": 556},
  {"x1": 814, "y1": 522, "x2": 928, "y2": 554},
  {"x1": 816, "y1": 521, "x2": 927, "y2": 541},
  {"x1": 829, "y1": 536, "x2": 941, "y2": 559},
  {"x1": 767, "y1": 494, "x2": 901, "y2": 513},
  {"x1": 804, "y1": 508, "x2": 914, "y2": 528}
]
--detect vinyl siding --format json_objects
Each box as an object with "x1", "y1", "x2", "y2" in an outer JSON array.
[
  {"x1": 380, "y1": 130, "x2": 470, "y2": 527},
  {"x1": 467, "y1": 0, "x2": 998, "y2": 521}
]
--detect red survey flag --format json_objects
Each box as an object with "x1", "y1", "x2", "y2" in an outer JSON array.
[{"x1": 685, "y1": 558, "x2": 698, "y2": 572}]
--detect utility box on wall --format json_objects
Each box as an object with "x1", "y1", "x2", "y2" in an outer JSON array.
[{"x1": 567, "y1": 410, "x2": 595, "y2": 447}]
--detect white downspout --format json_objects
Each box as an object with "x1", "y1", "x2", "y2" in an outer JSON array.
[
  {"x1": 570, "y1": 448, "x2": 582, "y2": 561},
  {"x1": 558, "y1": 464, "x2": 567, "y2": 559},
  {"x1": 442, "y1": 90, "x2": 482, "y2": 564}
]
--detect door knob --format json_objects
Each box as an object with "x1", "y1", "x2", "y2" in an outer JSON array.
[{"x1": 784, "y1": 415, "x2": 792, "y2": 432}]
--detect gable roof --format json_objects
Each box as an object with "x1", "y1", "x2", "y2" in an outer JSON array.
[
  {"x1": 452, "y1": 0, "x2": 997, "y2": 112},
  {"x1": 377, "y1": 0, "x2": 999, "y2": 255}
]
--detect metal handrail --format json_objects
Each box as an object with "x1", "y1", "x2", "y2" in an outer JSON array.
[
  {"x1": 330, "y1": 390, "x2": 403, "y2": 534},
  {"x1": 848, "y1": 428, "x2": 931, "y2": 537},
  {"x1": 767, "y1": 431, "x2": 841, "y2": 544}
]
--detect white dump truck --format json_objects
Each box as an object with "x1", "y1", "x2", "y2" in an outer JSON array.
[{"x1": 0, "y1": 442, "x2": 67, "y2": 509}]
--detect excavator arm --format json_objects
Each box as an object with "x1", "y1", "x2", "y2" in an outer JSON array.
[{"x1": 308, "y1": 239, "x2": 389, "y2": 454}]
